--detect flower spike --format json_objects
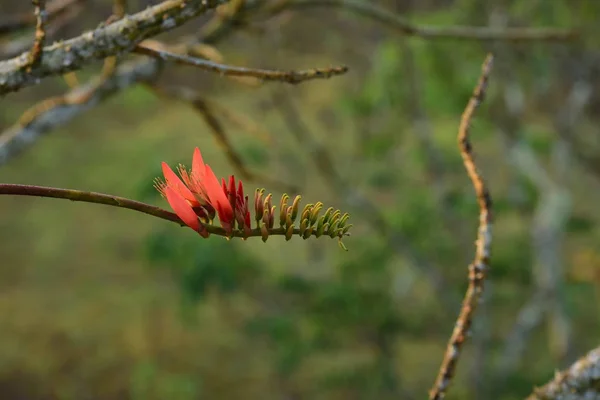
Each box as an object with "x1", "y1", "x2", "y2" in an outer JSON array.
[{"x1": 157, "y1": 147, "x2": 353, "y2": 249}]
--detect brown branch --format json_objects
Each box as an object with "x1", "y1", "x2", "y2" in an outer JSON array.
[
  {"x1": 272, "y1": 89, "x2": 456, "y2": 304},
  {"x1": 429, "y1": 54, "x2": 494, "y2": 400},
  {"x1": 0, "y1": 0, "x2": 229, "y2": 96},
  {"x1": 0, "y1": 0, "x2": 83, "y2": 36},
  {"x1": 134, "y1": 43, "x2": 348, "y2": 84},
  {"x1": 0, "y1": 183, "x2": 349, "y2": 241},
  {"x1": 0, "y1": 1, "x2": 83, "y2": 60},
  {"x1": 0, "y1": 1, "x2": 263, "y2": 166},
  {"x1": 0, "y1": 183, "x2": 182, "y2": 223},
  {"x1": 24, "y1": 0, "x2": 48, "y2": 71},
  {"x1": 113, "y1": 0, "x2": 127, "y2": 18},
  {"x1": 149, "y1": 84, "x2": 297, "y2": 193},
  {"x1": 526, "y1": 346, "x2": 600, "y2": 400},
  {"x1": 267, "y1": 0, "x2": 579, "y2": 41}
]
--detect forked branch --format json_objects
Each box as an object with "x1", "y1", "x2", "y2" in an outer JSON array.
[
  {"x1": 0, "y1": 0, "x2": 229, "y2": 96},
  {"x1": 429, "y1": 54, "x2": 494, "y2": 400}
]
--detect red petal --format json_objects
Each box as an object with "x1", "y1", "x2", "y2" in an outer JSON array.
[
  {"x1": 228, "y1": 175, "x2": 236, "y2": 196},
  {"x1": 237, "y1": 180, "x2": 244, "y2": 199},
  {"x1": 165, "y1": 186, "x2": 201, "y2": 232},
  {"x1": 192, "y1": 147, "x2": 205, "y2": 178},
  {"x1": 204, "y1": 165, "x2": 234, "y2": 222},
  {"x1": 161, "y1": 162, "x2": 197, "y2": 204},
  {"x1": 227, "y1": 175, "x2": 236, "y2": 217}
]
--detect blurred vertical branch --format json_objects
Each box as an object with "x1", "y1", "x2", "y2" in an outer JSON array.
[
  {"x1": 429, "y1": 54, "x2": 494, "y2": 400},
  {"x1": 490, "y1": 25, "x2": 592, "y2": 379},
  {"x1": 271, "y1": 88, "x2": 454, "y2": 303},
  {"x1": 495, "y1": 78, "x2": 591, "y2": 379}
]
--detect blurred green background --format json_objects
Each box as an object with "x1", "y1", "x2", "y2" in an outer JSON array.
[{"x1": 1, "y1": 0, "x2": 600, "y2": 399}]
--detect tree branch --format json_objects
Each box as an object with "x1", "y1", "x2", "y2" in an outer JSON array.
[
  {"x1": 148, "y1": 83, "x2": 298, "y2": 193},
  {"x1": 0, "y1": 183, "x2": 350, "y2": 242},
  {"x1": 133, "y1": 43, "x2": 348, "y2": 84},
  {"x1": 0, "y1": 0, "x2": 229, "y2": 96},
  {"x1": 0, "y1": 58, "x2": 162, "y2": 166},
  {"x1": 267, "y1": 0, "x2": 579, "y2": 41},
  {"x1": 527, "y1": 346, "x2": 600, "y2": 400},
  {"x1": 429, "y1": 53, "x2": 494, "y2": 400},
  {"x1": 272, "y1": 89, "x2": 457, "y2": 304},
  {"x1": 25, "y1": 0, "x2": 48, "y2": 71},
  {"x1": 0, "y1": 1, "x2": 83, "y2": 60},
  {"x1": 0, "y1": 0, "x2": 83, "y2": 36}
]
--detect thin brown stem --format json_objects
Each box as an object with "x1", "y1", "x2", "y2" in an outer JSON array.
[
  {"x1": 25, "y1": 0, "x2": 48, "y2": 71},
  {"x1": 429, "y1": 54, "x2": 494, "y2": 400},
  {"x1": 113, "y1": 0, "x2": 127, "y2": 17},
  {"x1": 0, "y1": 183, "x2": 347, "y2": 241},
  {"x1": 0, "y1": 0, "x2": 82, "y2": 36},
  {"x1": 149, "y1": 84, "x2": 297, "y2": 193},
  {"x1": 134, "y1": 44, "x2": 348, "y2": 84},
  {"x1": 273, "y1": 89, "x2": 455, "y2": 303},
  {"x1": 267, "y1": 0, "x2": 579, "y2": 42},
  {"x1": 0, "y1": 183, "x2": 181, "y2": 223}
]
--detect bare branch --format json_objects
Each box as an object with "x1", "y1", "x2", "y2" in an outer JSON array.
[
  {"x1": 0, "y1": 183, "x2": 351, "y2": 242},
  {"x1": 526, "y1": 346, "x2": 600, "y2": 400},
  {"x1": 272, "y1": 89, "x2": 456, "y2": 304},
  {"x1": 0, "y1": 0, "x2": 83, "y2": 36},
  {"x1": 0, "y1": 1, "x2": 83, "y2": 60},
  {"x1": 0, "y1": 58, "x2": 162, "y2": 165},
  {"x1": 0, "y1": 0, "x2": 229, "y2": 96},
  {"x1": 24, "y1": 0, "x2": 48, "y2": 71},
  {"x1": 113, "y1": 0, "x2": 127, "y2": 18},
  {"x1": 429, "y1": 54, "x2": 494, "y2": 400},
  {"x1": 267, "y1": 0, "x2": 579, "y2": 41},
  {"x1": 0, "y1": 1, "x2": 261, "y2": 166},
  {"x1": 149, "y1": 84, "x2": 298, "y2": 193},
  {"x1": 134, "y1": 43, "x2": 348, "y2": 84}
]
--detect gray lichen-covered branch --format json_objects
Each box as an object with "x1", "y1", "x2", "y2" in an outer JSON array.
[
  {"x1": 527, "y1": 346, "x2": 600, "y2": 400},
  {"x1": 0, "y1": 0, "x2": 229, "y2": 96},
  {"x1": 0, "y1": 58, "x2": 162, "y2": 165}
]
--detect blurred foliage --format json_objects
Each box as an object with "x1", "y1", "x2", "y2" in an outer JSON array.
[{"x1": 2, "y1": 0, "x2": 600, "y2": 399}]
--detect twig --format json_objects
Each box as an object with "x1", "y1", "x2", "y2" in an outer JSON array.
[
  {"x1": 113, "y1": 0, "x2": 127, "y2": 18},
  {"x1": 0, "y1": 1, "x2": 262, "y2": 166},
  {"x1": 0, "y1": 183, "x2": 348, "y2": 241},
  {"x1": 0, "y1": 1, "x2": 83, "y2": 60},
  {"x1": 148, "y1": 84, "x2": 297, "y2": 193},
  {"x1": 0, "y1": 0, "x2": 229, "y2": 96},
  {"x1": 0, "y1": 0, "x2": 83, "y2": 36},
  {"x1": 267, "y1": 0, "x2": 579, "y2": 41},
  {"x1": 96, "y1": 0, "x2": 130, "y2": 87},
  {"x1": 273, "y1": 89, "x2": 455, "y2": 303},
  {"x1": 526, "y1": 346, "x2": 600, "y2": 400},
  {"x1": 0, "y1": 58, "x2": 163, "y2": 166},
  {"x1": 23, "y1": 0, "x2": 48, "y2": 71},
  {"x1": 429, "y1": 53, "x2": 494, "y2": 400},
  {"x1": 134, "y1": 44, "x2": 348, "y2": 84}
]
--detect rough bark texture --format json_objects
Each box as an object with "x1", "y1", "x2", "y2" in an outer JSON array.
[{"x1": 0, "y1": 0, "x2": 228, "y2": 96}]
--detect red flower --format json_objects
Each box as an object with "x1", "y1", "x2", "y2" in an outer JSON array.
[{"x1": 155, "y1": 147, "x2": 251, "y2": 237}]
